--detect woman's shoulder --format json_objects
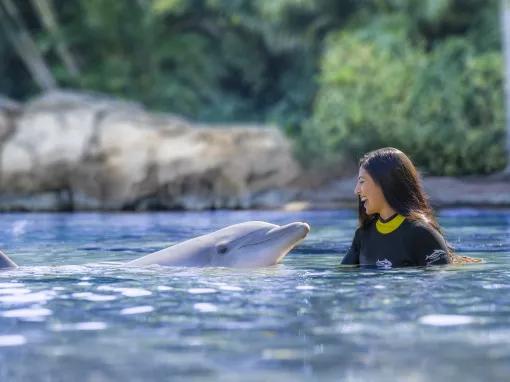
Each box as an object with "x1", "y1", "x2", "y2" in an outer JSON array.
[
  {"x1": 404, "y1": 218, "x2": 434, "y2": 231},
  {"x1": 403, "y1": 218, "x2": 445, "y2": 243},
  {"x1": 402, "y1": 217, "x2": 450, "y2": 265}
]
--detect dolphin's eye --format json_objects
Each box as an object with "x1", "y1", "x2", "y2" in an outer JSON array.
[{"x1": 217, "y1": 244, "x2": 228, "y2": 255}]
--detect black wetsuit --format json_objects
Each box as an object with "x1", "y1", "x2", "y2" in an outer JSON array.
[{"x1": 341, "y1": 215, "x2": 450, "y2": 268}]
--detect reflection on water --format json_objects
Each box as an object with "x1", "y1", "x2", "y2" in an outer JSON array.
[{"x1": 0, "y1": 210, "x2": 509, "y2": 381}]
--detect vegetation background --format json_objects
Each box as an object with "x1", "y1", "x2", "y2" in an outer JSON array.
[{"x1": 0, "y1": 0, "x2": 506, "y2": 176}]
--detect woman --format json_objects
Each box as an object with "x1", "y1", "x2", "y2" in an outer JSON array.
[{"x1": 342, "y1": 147, "x2": 474, "y2": 268}]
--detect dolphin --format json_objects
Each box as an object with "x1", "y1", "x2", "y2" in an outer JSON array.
[
  {"x1": 126, "y1": 221, "x2": 310, "y2": 268},
  {"x1": 0, "y1": 250, "x2": 17, "y2": 269},
  {"x1": 0, "y1": 221, "x2": 310, "y2": 269}
]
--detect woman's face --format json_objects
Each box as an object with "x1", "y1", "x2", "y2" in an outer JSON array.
[{"x1": 354, "y1": 167, "x2": 387, "y2": 215}]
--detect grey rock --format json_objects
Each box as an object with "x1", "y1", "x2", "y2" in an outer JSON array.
[{"x1": 0, "y1": 91, "x2": 300, "y2": 210}]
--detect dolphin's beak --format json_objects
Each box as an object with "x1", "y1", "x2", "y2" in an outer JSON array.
[
  {"x1": 269, "y1": 222, "x2": 310, "y2": 265},
  {"x1": 301, "y1": 222, "x2": 311, "y2": 236},
  {"x1": 231, "y1": 221, "x2": 311, "y2": 267},
  {"x1": 268, "y1": 222, "x2": 310, "y2": 241},
  {"x1": 292, "y1": 222, "x2": 310, "y2": 239}
]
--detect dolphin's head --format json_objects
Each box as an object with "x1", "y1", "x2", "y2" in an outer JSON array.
[
  {"x1": 126, "y1": 220, "x2": 310, "y2": 268},
  {"x1": 203, "y1": 221, "x2": 310, "y2": 267}
]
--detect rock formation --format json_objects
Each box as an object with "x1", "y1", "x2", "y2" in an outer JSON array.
[{"x1": 0, "y1": 91, "x2": 299, "y2": 210}]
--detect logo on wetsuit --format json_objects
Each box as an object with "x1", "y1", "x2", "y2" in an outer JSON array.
[
  {"x1": 376, "y1": 258, "x2": 393, "y2": 269},
  {"x1": 425, "y1": 250, "x2": 447, "y2": 265}
]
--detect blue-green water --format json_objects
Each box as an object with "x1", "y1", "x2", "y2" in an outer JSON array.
[{"x1": 0, "y1": 209, "x2": 509, "y2": 381}]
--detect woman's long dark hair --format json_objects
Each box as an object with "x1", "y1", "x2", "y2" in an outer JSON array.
[{"x1": 358, "y1": 147, "x2": 443, "y2": 233}]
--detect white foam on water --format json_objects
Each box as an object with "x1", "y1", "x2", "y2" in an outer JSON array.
[
  {"x1": 0, "y1": 335, "x2": 26, "y2": 347},
  {"x1": 0, "y1": 288, "x2": 31, "y2": 295},
  {"x1": 2, "y1": 308, "x2": 53, "y2": 318},
  {"x1": 118, "y1": 288, "x2": 152, "y2": 297},
  {"x1": 0, "y1": 283, "x2": 24, "y2": 288},
  {"x1": 482, "y1": 284, "x2": 510, "y2": 289},
  {"x1": 120, "y1": 306, "x2": 154, "y2": 315},
  {"x1": 188, "y1": 288, "x2": 217, "y2": 294},
  {"x1": 419, "y1": 314, "x2": 476, "y2": 326},
  {"x1": 52, "y1": 322, "x2": 108, "y2": 331},
  {"x1": 193, "y1": 303, "x2": 218, "y2": 313},
  {"x1": 0, "y1": 291, "x2": 54, "y2": 304}
]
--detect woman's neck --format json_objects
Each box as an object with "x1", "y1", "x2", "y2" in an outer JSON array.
[{"x1": 378, "y1": 206, "x2": 397, "y2": 221}]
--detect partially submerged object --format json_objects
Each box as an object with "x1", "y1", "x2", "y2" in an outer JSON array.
[
  {"x1": 0, "y1": 221, "x2": 311, "y2": 269},
  {"x1": 0, "y1": 250, "x2": 17, "y2": 268},
  {"x1": 126, "y1": 221, "x2": 310, "y2": 268}
]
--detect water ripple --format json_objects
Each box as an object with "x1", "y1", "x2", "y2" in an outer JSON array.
[
  {"x1": 120, "y1": 306, "x2": 154, "y2": 315},
  {"x1": 2, "y1": 307, "x2": 53, "y2": 319},
  {"x1": 0, "y1": 210, "x2": 507, "y2": 382}
]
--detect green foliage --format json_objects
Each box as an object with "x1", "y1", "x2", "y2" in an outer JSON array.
[
  {"x1": 53, "y1": 0, "x2": 355, "y2": 122},
  {"x1": 0, "y1": 0, "x2": 506, "y2": 175},
  {"x1": 2, "y1": 0, "x2": 357, "y2": 122},
  {"x1": 302, "y1": 17, "x2": 505, "y2": 175}
]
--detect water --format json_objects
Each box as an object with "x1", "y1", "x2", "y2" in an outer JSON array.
[{"x1": 0, "y1": 209, "x2": 509, "y2": 382}]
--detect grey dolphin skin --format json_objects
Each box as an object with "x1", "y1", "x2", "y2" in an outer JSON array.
[
  {"x1": 0, "y1": 250, "x2": 17, "y2": 269},
  {"x1": 126, "y1": 221, "x2": 311, "y2": 268},
  {"x1": 0, "y1": 221, "x2": 310, "y2": 269}
]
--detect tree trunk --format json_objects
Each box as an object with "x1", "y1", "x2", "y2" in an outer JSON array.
[
  {"x1": 0, "y1": 0, "x2": 56, "y2": 90},
  {"x1": 31, "y1": 0, "x2": 80, "y2": 77}
]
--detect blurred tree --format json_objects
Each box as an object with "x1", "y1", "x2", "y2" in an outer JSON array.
[
  {"x1": 0, "y1": 0, "x2": 56, "y2": 90},
  {"x1": 30, "y1": 0, "x2": 80, "y2": 78},
  {"x1": 302, "y1": 9, "x2": 506, "y2": 175},
  {"x1": 0, "y1": 0, "x2": 361, "y2": 123},
  {"x1": 502, "y1": 0, "x2": 510, "y2": 173},
  {"x1": 0, "y1": 0, "x2": 505, "y2": 175}
]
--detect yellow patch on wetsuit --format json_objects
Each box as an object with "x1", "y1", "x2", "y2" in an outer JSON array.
[{"x1": 376, "y1": 214, "x2": 406, "y2": 234}]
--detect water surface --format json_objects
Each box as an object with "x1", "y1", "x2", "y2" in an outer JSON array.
[{"x1": 0, "y1": 210, "x2": 509, "y2": 381}]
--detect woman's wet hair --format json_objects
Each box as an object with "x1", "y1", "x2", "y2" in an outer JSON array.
[{"x1": 357, "y1": 147, "x2": 440, "y2": 232}]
